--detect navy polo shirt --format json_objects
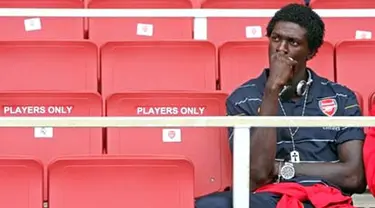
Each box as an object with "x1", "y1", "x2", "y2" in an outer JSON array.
[{"x1": 226, "y1": 68, "x2": 365, "y2": 190}]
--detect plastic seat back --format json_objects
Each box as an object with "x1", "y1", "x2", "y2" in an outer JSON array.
[
  {"x1": 49, "y1": 156, "x2": 194, "y2": 208},
  {"x1": 106, "y1": 91, "x2": 232, "y2": 197}
]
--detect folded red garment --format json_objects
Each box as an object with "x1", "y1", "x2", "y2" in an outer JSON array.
[{"x1": 255, "y1": 182, "x2": 354, "y2": 208}]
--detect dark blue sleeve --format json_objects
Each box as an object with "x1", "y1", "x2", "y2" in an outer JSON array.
[
  {"x1": 336, "y1": 91, "x2": 365, "y2": 144},
  {"x1": 226, "y1": 95, "x2": 260, "y2": 151}
]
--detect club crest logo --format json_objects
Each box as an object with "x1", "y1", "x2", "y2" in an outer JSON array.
[
  {"x1": 319, "y1": 98, "x2": 338, "y2": 116},
  {"x1": 168, "y1": 130, "x2": 176, "y2": 139}
]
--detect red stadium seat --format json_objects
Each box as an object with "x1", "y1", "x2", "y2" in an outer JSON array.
[
  {"x1": 49, "y1": 156, "x2": 194, "y2": 208},
  {"x1": 88, "y1": 0, "x2": 193, "y2": 46},
  {"x1": 310, "y1": 0, "x2": 375, "y2": 7},
  {"x1": 101, "y1": 41, "x2": 217, "y2": 98},
  {"x1": 106, "y1": 92, "x2": 232, "y2": 197},
  {"x1": 219, "y1": 40, "x2": 334, "y2": 94},
  {"x1": 0, "y1": 157, "x2": 43, "y2": 208},
  {"x1": 201, "y1": 0, "x2": 304, "y2": 47},
  {"x1": 0, "y1": 0, "x2": 84, "y2": 40},
  {"x1": 336, "y1": 40, "x2": 375, "y2": 116},
  {"x1": 0, "y1": 41, "x2": 98, "y2": 92},
  {"x1": 310, "y1": 0, "x2": 375, "y2": 44},
  {"x1": 191, "y1": 0, "x2": 202, "y2": 7},
  {"x1": 0, "y1": 92, "x2": 103, "y2": 198},
  {"x1": 202, "y1": 0, "x2": 304, "y2": 8}
]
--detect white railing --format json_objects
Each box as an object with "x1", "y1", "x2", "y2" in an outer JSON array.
[
  {"x1": 0, "y1": 116, "x2": 374, "y2": 127},
  {"x1": 2, "y1": 116, "x2": 375, "y2": 208}
]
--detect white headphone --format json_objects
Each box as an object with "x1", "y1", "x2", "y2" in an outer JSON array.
[
  {"x1": 279, "y1": 70, "x2": 313, "y2": 100},
  {"x1": 296, "y1": 70, "x2": 313, "y2": 96}
]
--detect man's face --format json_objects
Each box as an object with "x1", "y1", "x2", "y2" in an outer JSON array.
[{"x1": 268, "y1": 21, "x2": 312, "y2": 84}]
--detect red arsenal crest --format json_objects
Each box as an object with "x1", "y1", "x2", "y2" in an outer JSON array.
[{"x1": 319, "y1": 98, "x2": 338, "y2": 116}]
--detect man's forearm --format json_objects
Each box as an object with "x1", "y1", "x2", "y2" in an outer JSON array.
[
  {"x1": 250, "y1": 127, "x2": 277, "y2": 189},
  {"x1": 249, "y1": 86, "x2": 280, "y2": 188},
  {"x1": 293, "y1": 162, "x2": 366, "y2": 193}
]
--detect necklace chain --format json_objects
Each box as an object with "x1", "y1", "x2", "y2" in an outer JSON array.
[{"x1": 278, "y1": 87, "x2": 309, "y2": 152}]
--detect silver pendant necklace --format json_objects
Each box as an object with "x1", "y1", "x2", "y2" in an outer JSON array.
[{"x1": 278, "y1": 85, "x2": 309, "y2": 163}]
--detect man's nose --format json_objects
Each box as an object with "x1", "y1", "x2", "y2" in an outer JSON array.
[{"x1": 276, "y1": 40, "x2": 288, "y2": 54}]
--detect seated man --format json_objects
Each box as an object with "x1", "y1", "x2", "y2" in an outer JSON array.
[
  {"x1": 195, "y1": 3, "x2": 366, "y2": 208},
  {"x1": 364, "y1": 106, "x2": 375, "y2": 196}
]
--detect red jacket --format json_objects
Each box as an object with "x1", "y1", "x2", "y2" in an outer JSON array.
[
  {"x1": 255, "y1": 182, "x2": 354, "y2": 208},
  {"x1": 364, "y1": 107, "x2": 375, "y2": 196}
]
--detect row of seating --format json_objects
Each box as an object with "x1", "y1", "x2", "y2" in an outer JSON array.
[
  {"x1": 0, "y1": 91, "x2": 230, "y2": 206},
  {"x1": 0, "y1": 40, "x2": 373, "y2": 114},
  {"x1": 81, "y1": 0, "x2": 308, "y2": 8},
  {"x1": 0, "y1": 0, "x2": 374, "y2": 46},
  {"x1": 25, "y1": 0, "x2": 372, "y2": 8}
]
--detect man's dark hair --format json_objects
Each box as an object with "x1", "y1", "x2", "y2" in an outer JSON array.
[{"x1": 266, "y1": 3, "x2": 325, "y2": 54}]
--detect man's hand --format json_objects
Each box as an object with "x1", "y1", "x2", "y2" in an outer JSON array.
[
  {"x1": 273, "y1": 161, "x2": 281, "y2": 177},
  {"x1": 293, "y1": 140, "x2": 366, "y2": 194},
  {"x1": 267, "y1": 53, "x2": 298, "y2": 91}
]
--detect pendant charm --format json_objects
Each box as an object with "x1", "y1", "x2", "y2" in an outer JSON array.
[{"x1": 290, "y1": 150, "x2": 300, "y2": 163}]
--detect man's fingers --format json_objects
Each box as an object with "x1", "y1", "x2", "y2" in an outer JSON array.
[
  {"x1": 287, "y1": 56, "x2": 298, "y2": 66},
  {"x1": 273, "y1": 53, "x2": 298, "y2": 66}
]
